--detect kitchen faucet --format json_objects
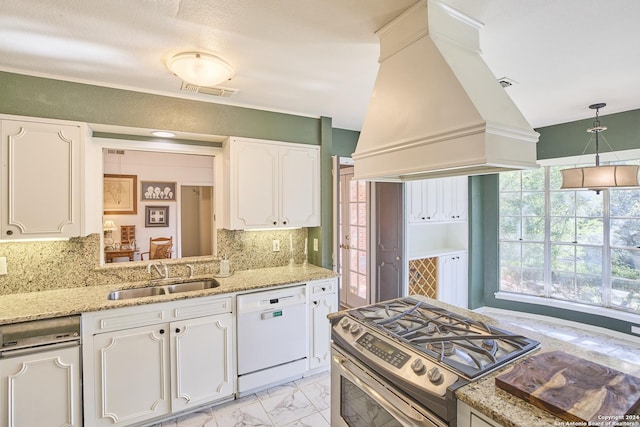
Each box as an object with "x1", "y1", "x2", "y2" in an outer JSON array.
[{"x1": 148, "y1": 261, "x2": 168, "y2": 279}]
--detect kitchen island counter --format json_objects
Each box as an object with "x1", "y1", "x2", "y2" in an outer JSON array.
[
  {"x1": 402, "y1": 297, "x2": 640, "y2": 427},
  {"x1": 0, "y1": 264, "x2": 337, "y2": 325}
]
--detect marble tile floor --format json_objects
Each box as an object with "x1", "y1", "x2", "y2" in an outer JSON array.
[
  {"x1": 151, "y1": 311, "x2": 640, "y2": 427},
  {"x1": 150, "y1": 371, "x2": 331, "y2": 427}
]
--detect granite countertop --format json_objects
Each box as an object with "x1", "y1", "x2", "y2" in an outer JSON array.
[
  {"x1": 0, "y1": 264, "x2": 338, "y2": 325},
  {"x1": 404, "y1": 296, "x2": 640, "y2": 427}
]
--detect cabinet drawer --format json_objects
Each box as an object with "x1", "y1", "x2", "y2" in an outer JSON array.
[
  {"x1": 172, "y1": 296, "x2": 232, "y2": 319},
  {"x1": 309, "y1": 279, "x2": 336, "y2": 296},
  {"x1": 90, "y1": 307, "x2": 166, "y2": 333}
]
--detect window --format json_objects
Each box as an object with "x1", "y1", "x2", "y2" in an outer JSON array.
[{"x1": 499, "y1": 161, "x2": 640, "y2": 315}]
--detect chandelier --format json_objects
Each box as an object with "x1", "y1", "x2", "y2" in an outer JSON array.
[{"x1": 560, "y1": 103, "x2": 639, "y2": 193}]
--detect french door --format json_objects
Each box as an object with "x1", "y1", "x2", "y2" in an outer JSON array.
[{"x1": 338, "y1": 166, "x2": 369, "y2": 308}]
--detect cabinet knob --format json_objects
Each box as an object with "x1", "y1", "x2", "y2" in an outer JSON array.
[
  {"x1": 159, "y1": 329, "x2": 165, "y2": 334},
  {"x1": 313, "y1": 301, "x2": 318, "y2": 305},
  {"x1": 321, "y1": 287, "x2": 326, "y2": 292},
  {"x1": 283, "y1": 220, "x2": 287, "y2": 225},
  {"x1": 421, "y1": 217, "x2": 426, "y2": 220},
  {"x1": 427, "y1": 216, "x2": 431, "y2": 220},
  {"x1": 6, "y1": 230, "x2": 12, "y2": 235},
  {"x1": 273, "y1": 221, "x2": 277, "y2": 225},
  {"x1": 175, "y1": 328, "x2": 181, "y2": 333}
]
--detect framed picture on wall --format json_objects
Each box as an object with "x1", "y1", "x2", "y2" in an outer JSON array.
[
  {"x1": 145, "y1": 205, "x2": 169, "y2": 227},
  {"x1": 141, "y1": 181, "x2": 176, "y2": 201},
  {"x1": 104, "y1": 174, "x2": 137, "y2": 214}
]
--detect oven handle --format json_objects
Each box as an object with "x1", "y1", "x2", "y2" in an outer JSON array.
[{"x1": 333, "y1": 354, "x2": 446, "y2": 427}]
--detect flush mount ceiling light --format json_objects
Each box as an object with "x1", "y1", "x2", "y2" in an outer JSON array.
[
  {"x1": 151, "y1": 130, "x2": 176, "y2": 138},
  {"x1": 166, "y1": 51, "x2": 233, "y2": 87},
  {"x1": 560, "y1": 103, "x2": 640, "y2": 194}
]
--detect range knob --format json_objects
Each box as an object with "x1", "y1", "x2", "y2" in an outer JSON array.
[
  {"x1": 427, "y1": 367, "x2": 443, "y2": 384},
  {"x1": 340, "y1": 318, "x2": 351, "y2": 330},
  {"x1": 410, "y1": 358, "x2": 426, "y2": 375},
  {"x1": 349, "y1": 324, "x2": 361, "y2": 335}
]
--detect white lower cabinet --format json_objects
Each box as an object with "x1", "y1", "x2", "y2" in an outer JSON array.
[
  {"x1": 82, "y1": 296, "x2": 234, "y2": 427},
  {"x1": 0, "y1": 345, "x2": 82, "y2": 427},
  {"x1": 458, "y1": 401, "x2": 503, "y2": 427},
  {"x1": 308, "y1": 278, "x2": 338, "y2": 371},
  {"x1": 438, "y1": 251, "x2": 468, "y2": 308}
]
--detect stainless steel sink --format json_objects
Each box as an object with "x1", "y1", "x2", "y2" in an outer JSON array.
[
  {"x1": 108, "y1": 279, "x2": 220, "y2": 300},
  {"x1": 108, "y1": 286, "x2": 166, "y2": 300},
  {"x1": 166, "y1": 279, "x2": 220, "y2": 293}
]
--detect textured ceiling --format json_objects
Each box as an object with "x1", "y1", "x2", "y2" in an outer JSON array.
[{"x1": 1, "y1": 0, "x2": 639, "y2": 131}]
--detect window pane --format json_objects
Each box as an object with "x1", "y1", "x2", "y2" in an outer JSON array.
[
  {"x1": 500, "y1": 193, "x2": 521, "y2": 216},
  {"x1": 610, "y1": 189, "x2": 640, "y2": 217},
  {"x1": 522, "y1": 168, "x2": 545, "y2": 191},
  {"x1": 551, "y1": 244, "x2": 575, "y2": 273},
  {"x1": 611, "y1": 219, "x2": 640, "y2": 247},
  {"x1": 500, "y1": 242, "x2": 521, "y2": 265},
  {"x1": 548, "y1": 166, "x2": 564, "y2": 190},
  {"x1": 500, "y1": 216, "x2": 520, "y2": 240},
  {"x1": 550, "y1": 217, "x2": 575, "y2": 242},
  {"x1": 500, "y1": 171, "x2": 521, "y2": 191},
  {"x1": 522, "y1": 192, "x2": 544, "y2": 216},
  {"x1": 522, "y1": 243, "x2": 544, "y2": 268},
  {"x1": 575, "y1": 192, "x2": 602, "y2": 217},
  {"x1": 576, "y1": 246, "x2": 602, "y2": 274},
  {"x1": 522, "y1": 217, "x2": 544, "y2": 241},
  {"x1": 575, "y1": 274, "x2": 602, "y2": 305},
  {"x1": 550, "y1": 191, "x2": 575, "y2": 216},
  {"x1": 576, "y1": 218, "x2": 603, "y2": 244}
]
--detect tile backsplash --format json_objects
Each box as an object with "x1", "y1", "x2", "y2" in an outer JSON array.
[{"x1": 0, "y1": 228, "x2": 310, "y2": 295}]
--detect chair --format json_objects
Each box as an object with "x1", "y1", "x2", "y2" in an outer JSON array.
[{"x1": 141, "y1": 237, "x2": 173, "y2": 260}]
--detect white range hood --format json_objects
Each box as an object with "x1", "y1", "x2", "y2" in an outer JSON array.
[{"x1": 353, "y1": 0, "x2": 539, "y2": 181}]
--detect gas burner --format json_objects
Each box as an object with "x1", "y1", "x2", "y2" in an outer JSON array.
[{"x1": 429, "y1": 341, "x2": 455, "y2": 356}]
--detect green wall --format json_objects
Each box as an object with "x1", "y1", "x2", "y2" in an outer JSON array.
[
  {"x1": 470, "y1": 108, "x2": 640, "y2": 335},
  {"x1": 0, "y1": 71, "x2": 362, "y2": 269}
]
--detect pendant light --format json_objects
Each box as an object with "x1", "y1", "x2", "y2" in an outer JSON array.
[
  {"x1": 560, "y1": 103, "x2": 639, "y2": 193},
  {"x1": 166, "y1": 51, "x2": 234, "y2": 87}
]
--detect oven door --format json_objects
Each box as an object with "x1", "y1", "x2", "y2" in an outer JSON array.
[{"x1": 331, "y1": 346, "x2": 447, "y2": 427}]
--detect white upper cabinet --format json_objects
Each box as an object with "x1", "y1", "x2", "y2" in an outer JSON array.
[
  {"x1": 224, "y1": 137, "x2": 320, "y2": 229},
  {"x1": 406, "y1": 176, "x2": 467, "y2": 223},
  {"x1": 0, "y1": 117, "x2": 84, "y2": 239}
]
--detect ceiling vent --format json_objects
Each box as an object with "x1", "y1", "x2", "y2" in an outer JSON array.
[
  {"x1": 106, "y1": 149, "x2": 125, "y2": 155},
  {"x1": 180, "y1": 81, "x2": 238, "y2": 97}
]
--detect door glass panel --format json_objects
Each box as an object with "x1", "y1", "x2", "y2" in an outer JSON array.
[{"x1": 340, "y1": 377, "x2": 401, "y2": 427}]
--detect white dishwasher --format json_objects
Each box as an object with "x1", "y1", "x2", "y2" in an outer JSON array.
[{"x1": 237, "y1": 285, "x2": 307, "y2": 395}]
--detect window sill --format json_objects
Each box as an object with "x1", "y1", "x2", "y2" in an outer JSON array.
[{"x1": 494, "y1": 291, "x2": 640, "y2": 329}]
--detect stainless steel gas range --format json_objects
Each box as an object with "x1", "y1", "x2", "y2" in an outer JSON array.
[{"x1": 330, "y1": 297, "x2": 540, "y2": 427}]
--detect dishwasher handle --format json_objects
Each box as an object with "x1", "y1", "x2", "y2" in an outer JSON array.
[
  {"x1": 261, "y1": 309, "x2": 284, "y2": 320},
  {"x1": 0, "y1": 339, "x2": 80, "y2": 359}
]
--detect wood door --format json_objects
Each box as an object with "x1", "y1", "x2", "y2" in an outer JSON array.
[
  {"x1": 374, "y1": 182, "x2": 404, "y2": 302},
  {"x1": 338, "y1": 167, "x2": 369, "y2": 308}
]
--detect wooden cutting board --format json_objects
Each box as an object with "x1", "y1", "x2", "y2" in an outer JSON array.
[{"x1": 495, "y1": 350, "x2": 640, "y2": 423}]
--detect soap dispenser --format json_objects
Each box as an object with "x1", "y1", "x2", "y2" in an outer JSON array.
[{"x1": 219, "y1": 253, "x2": 230, "y2": 276}]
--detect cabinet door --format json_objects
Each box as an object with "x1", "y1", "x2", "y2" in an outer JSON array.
[
  {"x1": 92, "y1": 324, "x2": 171, "y2": 426},
  {"x1": 280, "y1": 145, "x2": 320, "y2": 227},
  {"x1": 1, "y1": 119, "x2": 81, "y2": 238},
  {"x1": 0, "y1": 345, "x2": 81, "y2": 427},
  {"x1": 231, "y1": 140, "x2": 279, "y2": 228},
  {"x1": 171, "y1": 313, "x2": 234, "y2": 411},
  {"x1": 406, "y1": 180, "x2": 427, "y2": 223},
  {"x1": 453, "y1": 176, "x2": 468, "y2": 221},
  {"x1": 438, "y1": 252, "x2": 468, "y2": 308},
  {"x1": 423, "y1": 178, "x2": 441, "y2": 221},
  {"x1": 309, "y1": 292, "x2": 338, "y2": 370}
]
